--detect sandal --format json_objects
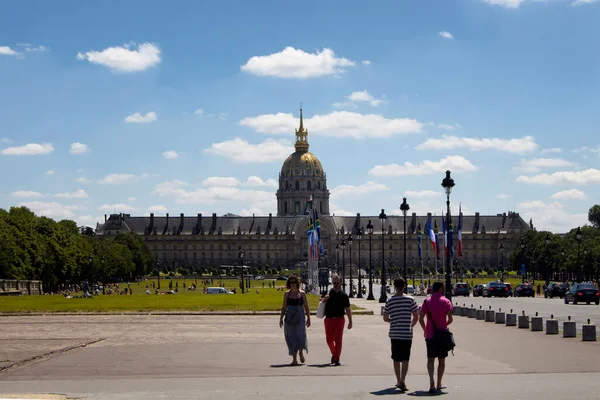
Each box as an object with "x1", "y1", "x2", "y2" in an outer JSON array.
[
  {"x1": 395, "y1": 383, "x2": 408, "y2": 391},
  {"x1": 299, "y1": 354, "x2": 305, "y2": 363}
]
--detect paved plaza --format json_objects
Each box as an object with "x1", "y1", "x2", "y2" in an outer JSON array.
[{"x1": 1, "y1": 297, "x2": 599, "y2": 399}]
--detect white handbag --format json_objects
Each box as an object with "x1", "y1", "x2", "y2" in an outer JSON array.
[{"x1": 316, "y1": 301, "x2": 326, "y2": 319}]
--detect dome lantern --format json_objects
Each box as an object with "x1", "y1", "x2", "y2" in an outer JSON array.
[{"x1": 294, "y1": 106, "x2": 309, "y2": 153}]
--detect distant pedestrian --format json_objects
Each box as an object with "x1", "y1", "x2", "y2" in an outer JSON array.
[
  {"x1": 279, "y1": 275, "x2": 310, "y2": 365},
  {"x1": 383, "y1": 278, "x2": 418, "y2": 391},
  {"x1": 419, "y1": 281, "x2": 453, "y2": 394},
  {"x1": 322, "y1": 274, "x2": 353, "y2": 365}
]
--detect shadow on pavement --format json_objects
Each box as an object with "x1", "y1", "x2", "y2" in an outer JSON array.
[
  {"x1": 269, "y1": 364, "x2": 304, "y2": 368},
  {"x1": 370, "y1": 387, "x2": 401, "y2": 395},
  {"x1": 306, "y1": 363, "x2": 333, "y2": 368},
  {"x1": 407, "y1": 390, "x2": 446, "y2": 397}
]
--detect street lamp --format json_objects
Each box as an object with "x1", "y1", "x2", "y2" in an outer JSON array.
[
  {"x1": 101, "y1": 256, "x2": 105, "y2": 291},
  {"x1": 367, "y1": 220, "x2": 375, "y2": 300},
  {"x1": 340, "y1": 239, "x2": 346, "y2": 292},
  {"x1": 379, "y1": 209, "x2": 387, "y2": 303},
  {"x1": 561, "y1": 251, "x2": 565, "y2": 282},
  {"x1": 583, "y1": 246, "x2": 589, "y2": 281},
  {"x1": 357, "y1": 228, "x2": 363, "y2": 298},
  {"x1": 400, "y1": 197, "x2": 410, "y2": 292},
  {"x1": 238, "y1": 247, "x2": 245, "y2": 294},
  {"x1": 520, "y1": 238, "x2": 526, "y2": 284},
  {"x1": 544, "y1": 233, "x2": 551, "y2": 286},
  {"x1": 411, "y1": 255, "x2": 415, "y2": 289},
  {"x1": 499, "y1": 243, "x2": 505, "y2": 282},
  {"x1": 348, "y1": 234, "x2": 354, "y2": 297},
  {"x1": 576, "y1": 226, "x2": 583, "y2": 282},
  {"x1": 441, "y1": 170, "x2": 455, "y2": 301},
  {"x1": 156, "y1": 260, "x2": 161, "y2": 289}
]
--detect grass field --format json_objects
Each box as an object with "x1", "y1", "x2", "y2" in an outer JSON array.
[{"x1": 0, "y1": 279, "x2": 359, "y2": 313}]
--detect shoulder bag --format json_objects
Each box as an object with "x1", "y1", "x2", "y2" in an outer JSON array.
[{"x1": 425, "y1": 299, "x2": 456, "y2": 354}]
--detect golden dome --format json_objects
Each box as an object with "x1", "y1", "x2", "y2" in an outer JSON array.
[{"x1": 281, "y1": 151, "x2": 324, "y2": 178}]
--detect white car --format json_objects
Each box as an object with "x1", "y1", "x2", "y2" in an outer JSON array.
[{"x1": 206, "y1": 287, "x2": 234, "y2": 294}]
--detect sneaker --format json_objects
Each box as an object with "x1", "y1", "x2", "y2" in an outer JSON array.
[
  {"x1": 334, "y1": 359, "x2": 341, "y2": 366},
  {"x1": 331, "y1": 356, "x2": 334, "y2": 364}
]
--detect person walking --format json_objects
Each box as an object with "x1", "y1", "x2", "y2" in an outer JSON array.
[
  {"x1": 419, "y1": 281, "x2": 453, "y2": 394},
  {"x1": 279, "y1": 275, "x2": 310, "y2": 365},
  {"x1": 322, "y1": 274, "x2": 353, "y2": 365},
  {"x1": 383, "y1": 278, "x2": 419, "y2": 391}
]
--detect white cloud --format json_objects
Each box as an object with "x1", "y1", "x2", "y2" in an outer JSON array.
[
  {"x1": 0, "y1": 46, "x2": 18, "y2": 56},
  {"x1": 11, "y1": 190, "x2": 44, "y2": 198},
  {"x1": 240, "y1": 111, "x2": 423, "y2": 139},
  {"x1": 362, "y1": 60, "x2": 372, "y2": 65},
  {"x1": 54, "y1": 189, "x2": 88, "y2": 199},
  {"x1": 417, "y1": 135, "x2": 537, "y2": 154},
  {"x1": 437, "y1": 123, "x2": 462, "y2": 131},
  {"x1": 98, "y1": 203, "x2": 137, "y2": 212},
  {"x1": 203, "y1": 176, "x2": 240, "y2": 187},
  {"x1": 438, "y1": 31, "x2": 454, "y2": 39},
  {"x1": 203, "y1": 138, "x2": 294, "y2": 163},
  {"x1": 0, "y1": 138, "x2": 11, "y2": 144},
  {"x1": 514, "y1": 157, "x2": 574, "y2": 173},
  {"x1": 69, "y1": 142, "x2": 91, "y2": 155},
  {"x1": 369, "y1": 155, "x2": 477, "y2": 177},
  {"x1": 148, "y1": 205, "x2": 168, "y2": 213},
  {"x1": 347, "y1": 90, "x2": 384, "y2": 106},
  {"x1": 76, "y1": 42, "x2": 161, "y2": 72},
  {"x1": 404, "y1": 190, "x2": 441, "y2": 198},
  {"x1": 516, "y1": 200, "x2": 588, "y2": 233},
  {"x1": 516, "y1": 168, "x2": 600, "y2": 185},
  {"x1": 19, "y1": 201, "x2": 84, "y2": 220},
  {"x1": 550, "y1": 189, "x2": 588, "y2": 200},
  {"x1": 194, "y1": 108, "x2": 204, "y2": 115},
  {"x1": 240, "y1": 47, "x2": 355, "y2": 78},
  {"x1": 76, "y1": 177, "x2": 92, "y2": 184},
  {"x1": 330, "y1": 181, "x2": 389, "y2": 199},
  {"x1": 244, "y1": 176, "x2": 278, "y2": 188},
  {"x1": 573, "y1": 0, "x2": 597, "y2": 5},
  {"x1": 125, "y1": 111, "x2": 157, "y2": 124},
  {"x1": 540, "y1": 147, "x2": 562, "y2": 154},
  {"x1": 1, "y1": 143, "x2": 54, "y2": 156},
  {"x1": 46, "y1": 169, "x2": 56, "y2": 176},
  {"x1": 496, "y1": 194, "x2": 509, "y2": 199},
  {"x1": 128, "y1": 197, "x2": 137, "y2": 201},
  {"x1": 484, "y1": 0, "x2": 523, "y2": 8},
  {"x1": 98, "y1": 173, "x2": 149, "y2": 184},
  {"x1": 162, "y1": 150, "x2": 179, "y2": 159},
  {"x1": 329, "y1": 202, "x2": 355, "y2": 216},
  {"x1": 22, "y1": 44, "x2": 50, "y2": 52},
  {"x1": 76, "y1": 215, "x2": 104, "y2": 227}
]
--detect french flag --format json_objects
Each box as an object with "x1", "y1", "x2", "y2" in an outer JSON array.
[
  {"x1": 457, "y1": 204, "x2": 463, "y2": 257},
  {"x1": 426, "y1": 219, "x2": 438, "y2": 257}
]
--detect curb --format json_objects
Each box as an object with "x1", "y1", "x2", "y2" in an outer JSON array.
[{"x1": 0, "y1": 310, "x2": 374, "y2": 317}]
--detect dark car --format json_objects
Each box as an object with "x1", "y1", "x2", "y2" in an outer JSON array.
[
  {"x1": 564, "y1": 283, "x2": 600, "y2": 305},
  {"x1": 505, "y1": 283, "x2": 514, "y2": 297},
  {"x1": 473, "y1": 284, "x2": 485, "y2": 297},
  {"x1": 515, "y1": 283, "x2": 535, "y2": 297},
  {"x1": 544, "y1": 283, "x2": 567, "y2": 299},
  {"x1": 453, "y1": 283, "x2": 470, "y2": 297},
  {"x1": 483, "y1": 281, "x2": 508, "y2": 297}
]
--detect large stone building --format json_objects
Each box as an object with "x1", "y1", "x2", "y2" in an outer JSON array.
[{"x1": 96, "y1": 109, "x2": 530, "y2": 273}]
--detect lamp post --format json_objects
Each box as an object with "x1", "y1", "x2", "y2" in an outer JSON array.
[
  {"x1": 335, "y1": 243, "x2": 340, "y2": 275},
  {"x1": 379, "y1": 209, "x2": 388, "y2": 303},
  {"x1": 499, "y1": 243, "x2": 505, "y2": 282},
  {"x1": 520, "y1": 238, "x2": 526, "y2": 284},
  {"x1": 560, "y1": 251, "x2": 565, "y2": 282},
  {"x1": 544, "y1": 233, "x2": 551, "y2": 287},
  {"x1": 367, "y1": 220, "x2": 374, "y2": 300},
  {"x1": 238, "y1": 247, "x2": 245, "y2": 294},
  {"x1": 411, "y1": 256, "x2": 415, "y2": 289},
  {"x1": 100, "y1": 256, "x2": 105, "y2": 291},
  {"x1": 441, "y1": 170, "x2": 455, "y2": 301},
  {"x1": 576, "y1": 226, "x2": 582, "y2": 282},
  {"x1": 583, "y1": 246, "x2": 589, "y2": 281},
  {"x1": 357, "y1": 228, "x2": 363, "y2": 298},
  {"x1": 156, "y1": 260, "x2": 161, "y2": 289},
  {"x1": 341, "y1": 239, "x2": 346, "y2": 292},
  {"x1": 348, "y1": 234, "x2": 354, "y2": 297},
  {"x1": 400, "y1": 197, "x2": 410, "y2": 292}
]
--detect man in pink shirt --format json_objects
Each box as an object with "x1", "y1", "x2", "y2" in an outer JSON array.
[{"x1": 419, "y1": 282, "x2": 453, "y2": 394}]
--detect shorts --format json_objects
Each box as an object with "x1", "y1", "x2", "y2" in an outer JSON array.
[
  {"x1": 390, "y1": 339, "x2": 412, "y2": 362},
  {"x1": 426, "y1": 338, "x2": 448, "y2": 359}
]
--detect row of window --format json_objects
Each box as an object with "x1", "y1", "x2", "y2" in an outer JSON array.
[
  {"x1": 148, "y1": 244, "x2": 290, "y2": 251},
  {"x1": 282, "y1": 180, "x2": 324, "y2": 190}
]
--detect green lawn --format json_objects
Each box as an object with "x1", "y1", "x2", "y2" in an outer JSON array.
[{"x1": 0, "y1": 279, "x2": 351, "y2": 313}]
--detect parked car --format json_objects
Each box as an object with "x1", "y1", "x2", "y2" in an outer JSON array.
[
  {"x1": 473, "y1": 284, "x2": 485, "y2": 297},
  {"x1": 564, "y1": 283, "x2": 599, "y2": 305},
  {"x1": 453, "y1": 283, "x2": 470, "y2": 297},
  {"x1": 206, "y1": 287, "x2": 234, "y2": 294},
  {"x1": 544, "y1": 283, "x2": 568, "y2": 298},
  {"x1": 515, "y1": 283, "x2": 535, "y2": 297},
  {"x1": 483, "y1": 281, "x2": 509, "y2": 297},
  {"x1": 504, "y1": 283, "x2": 514, "y2": 297}
]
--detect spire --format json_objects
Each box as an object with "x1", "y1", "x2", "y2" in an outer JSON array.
[{"x1": 294, "y1": 105, "x2": 309, "y2": 152}]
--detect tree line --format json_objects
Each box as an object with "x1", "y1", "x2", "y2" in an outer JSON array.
[{"x1": 0, "y1": 207, "x2": 153, "y2": 291}]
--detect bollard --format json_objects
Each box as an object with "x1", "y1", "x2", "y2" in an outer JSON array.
[
  {"x1": 506, "y1": 310, "x2": 517, "y2": 327},
  {"x1": 518, "y1": 311, "x2": 529, "y2": 329},
  {"x1": 563, "y1": 316, "x2": 576, "y2": 338},
  {"x1": 531, "y1": 315, "x2": 543, "y2": 332},
  {"x1": 468, "y1": 306, "x2": 476, "y2": 318},
  {"x1": 452, "y1": 304, "x2": 461, "y2": 316},
  {"x1": 495, "y1": 310, "x2": 506, "y2": 324},
  {"x1": 582, "y1": 319, "x2": 596, "y2": 342},
  {"x1": 476, "y1": 309, "x2": 485, "y2": 320},
  {"x1": 381, "y1": 306, "x2": 385, "y2": 315},
  {"x1": 546, "y1": 315, "x2": 559, "y2": 335},
  {"x1": 485, "y1": 309, "x2": 495, "y2": 322},
  {"x1": 460, "y1": 304, "x2": 468, "y2": 317}
]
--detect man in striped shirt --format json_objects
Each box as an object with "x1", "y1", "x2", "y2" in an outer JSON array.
[{"x1": 383, "y1": 277, "x2": 419, "y2": 391}]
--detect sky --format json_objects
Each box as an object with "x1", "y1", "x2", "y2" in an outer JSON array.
[{"x1": 1, "y1": 0, "x2": 599, "y2": 234}]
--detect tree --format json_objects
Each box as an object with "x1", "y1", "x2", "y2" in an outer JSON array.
[{"x1": 588, "y1": 205, "x2": 600, "y2": 228}]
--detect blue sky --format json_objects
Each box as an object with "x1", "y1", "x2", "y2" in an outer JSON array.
[{"x1": 1, "y1": 0, "x2": 599, "y2": 233}]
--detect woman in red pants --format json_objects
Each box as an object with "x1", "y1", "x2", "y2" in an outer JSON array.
[{"x1": 322, "y1": 275, "x2": 353, "y2": 365}]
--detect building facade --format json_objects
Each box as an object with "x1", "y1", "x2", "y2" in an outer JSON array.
[{"x1": 96, "y1": 109, "x2": 530, "y2": 273}]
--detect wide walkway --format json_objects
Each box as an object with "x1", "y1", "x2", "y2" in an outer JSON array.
[{"x1": 1, "y1": 298, "x2": 599, "y2": 399}]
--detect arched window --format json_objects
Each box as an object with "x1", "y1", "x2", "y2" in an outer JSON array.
[
  {"x1": 317, "y1": 181, "x2": 321, "y2": 189},
  {"x1": 295, "y1": 181, "x2": 300, "y2": 190},
  {"x1": 307, "y1": 181, "x2": 311, "y2": 190},
  {"x1": 284, "y1": 202, "x2": 288, "y2": 214}
]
